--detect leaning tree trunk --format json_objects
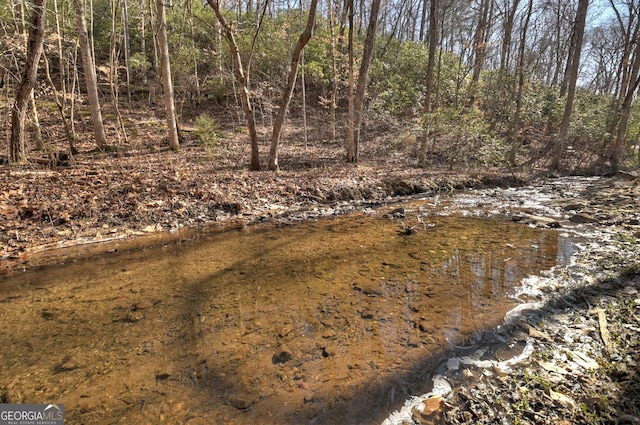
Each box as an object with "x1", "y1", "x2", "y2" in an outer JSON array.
[
  {"x1": 10, "y1": 0, "x2": 47, "y2": 163},
  {"x1": 268, "y1": 0, "x2": 319, "y2": 171},
  {"x1": 73, "y1": 0, "x2": 108, "y2": 149},
  {"x1": 206, "y1": 0, "x2": 260, "y2": 170}
]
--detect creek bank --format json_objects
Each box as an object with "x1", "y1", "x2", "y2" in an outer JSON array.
[
  {"x1": 0, "y1": 163, "x2": 528, "y2": 274},
  {"x1": 383, "y1": 174, "x2": 640, "y2": 425}
]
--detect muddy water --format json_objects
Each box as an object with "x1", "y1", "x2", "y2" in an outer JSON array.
[{"x1": 0, "y1": 213, "x2": 569, "y2": 425}]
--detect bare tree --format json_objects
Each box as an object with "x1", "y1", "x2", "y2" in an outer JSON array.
[
  {"x1": 419, "y1": 0, "x2": 439, "y2": 167},
  {"x1": 347, "y1": 0, "x2": 382, "y2": 162},
  {"x1": 268, "y1": 0, "x2": 319, "y2": 170},
  {"x1": 156, "y1": 0, "x2": 180, "y2": 150},
  {"x1": 468, "y1": 0, "x2": 494, "y2": 105},
  {"x1": 508, "y1": 0, "x2": 533, "y2": 165},
  {"x1": 610, "y1": 33, "x2": 640, "y2": 170},
  {"x1": 206, "y1": 0, "x2": 262, "y2": 170},
  {"x1": 551, "y1": 0, "x2": 588, "y2": 170},
  {"x1": 73, "y1": 0, "x2": 108, "y2": 149},
  {"x1": 10, "y1": 0, "x2": 47, "y2": 162}
]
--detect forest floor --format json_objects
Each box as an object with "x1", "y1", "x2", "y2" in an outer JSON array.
[
  {"x1": 1, "y1": 103, "x2": 639, "y2": 424},
  {"x1": 0, "y1": 102, "x2": 530, "y2": 272}
]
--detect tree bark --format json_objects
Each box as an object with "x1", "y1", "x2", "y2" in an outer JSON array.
[
  {"x1": 346, "y1": 0, "x2": 355, "y2": 162},
  {"x1": 268, "y1": 0, "x2": 319, "y2": 170},
  {"x1": 10, "y1": 0, "x2": 47, "y2": 163},
  {"x1": 508, "y1": 0, "x2": 533, "y2": 166},
  {"x1": 611, "y1": 37, "x2": 640, "y2": 170},
  {"x1": 156, "y1": 0, "x2": 180, "y2": 151},
  {"x1": 551, "y1": 0, "x2": 588, "y2": 170},
  {"x1": 468, "y1": 0, "x2": 492, "y2": 106},
  {"x1": 499, "y1": 0, "x2": 520, "y2": 74},
  {"x1": 206, "y1": 0, "x2": 261, "y2": 170},
  {"x1": 327, "y1": 0, "x2": 338, "y2": 142},
  {"x1": 347, "y1": 0, "x2": 382, "y2": 163},
  {"x1": 73, "y1": 0, "x2": 108, "y2": 149},
  {"x1": 418, "y1": 0, "x2": 439, "y2": 167}
]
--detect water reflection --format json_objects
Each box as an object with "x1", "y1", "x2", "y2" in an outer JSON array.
[{"x1": 0, "y1": 214, "x2": 566, "y2": 424}]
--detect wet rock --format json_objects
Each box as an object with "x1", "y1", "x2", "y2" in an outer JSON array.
[
  {"x1": 511, "y1": 213, "x2": 561, "y2": 228},
  {"x1": 569, "y1": 213, "x2": 599, "y2": 224},
  {"x1": 360, "y1": 308, "x2": 376, "y2": 319},
  {"x1": 228, "y1": 394, "x2": 254, "y2": 410},
  {"x1": 353, "y1": 282, "x2": 383, "y2": 296},
  {"x1": 272, "y1": 344, "x2": 293, "y2": 364},
  {"x1": 400, "y1": 225, "x2": 418, "y2": 235},
  {"x1": 616, "y1": 170, "x2": 638, "y2": 181},
  {"x1": 321, "y1": 329, "x2": 337, "y2": 339},
  {"x1": 321, "y1": 344, "x2": 337, "y2": 358},
  {"x1": 562, "y1": 201, "x2": 587, "y2": 211},
  {"x1": 407, "y1": 335, "x2": 421, "y2": 347},
  {"x1": 385, "y1": 207, "x2": 405, "y2": 218}
]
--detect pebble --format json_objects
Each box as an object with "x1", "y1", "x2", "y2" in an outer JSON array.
[
  {"x1": 228, "y1": 394, "x2": 254, "y2": 410},
  {"x1": 272, "y1": 344, "x2": 293, "y2": 364}
]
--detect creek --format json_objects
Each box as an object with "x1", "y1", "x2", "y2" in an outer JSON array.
[{"x1": 0, "y1": 196, "x2": 576, "y2": 424}]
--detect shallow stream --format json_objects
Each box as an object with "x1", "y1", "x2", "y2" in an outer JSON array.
[{"x1": 0, "y1": 202, "x2": 574, "y2": 424}]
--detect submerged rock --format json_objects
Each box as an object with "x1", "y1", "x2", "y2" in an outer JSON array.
[
  {"x1": 228, "y1": 394, "x2": 254, "y2": 410},
  {"x1": 272, "y1": 344, "x2": 293, "y2": 364}
]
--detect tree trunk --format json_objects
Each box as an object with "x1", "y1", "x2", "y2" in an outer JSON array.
[
  {"x1": 611, "y1": 34, "x2": 640, "y2": 171},
  {"x1": 10, "y1": 0, "x2": 47, "y2": 163},
  {"x1": 551, "y1": 0, "x2": 588, "y2": 170},
  {"x1": 268, "y1": 0, "x2": 319, "y2": 170},
  {"x1": 328, "y1": 0, "x2": 338, "y2": 142},
  {"x1": 206, "y1": 0, "x2": 260, "y2": 170},
  {"x1": 30, "y1": 90, "x2": 44, "y2": 150},
  {"x1": 508, "y1": 0, "x2": 532, "y2": 166},
  {"x1": 468, "y1": 0, "x2": 492, "y2": 106},
  {"x1": 347, "y1": 0, "x2": 382, "y2": 163},
  {"x1": 73, "y1": 0, "x2": 108, "y2": 149},
  {"x1": 346, "y1": 0, "x2": 355, "y2": 161},
  {"x1": 122, "y1": 0, "x2": 132, "y2": 104},
  {"x1": 418, "y1": 0, "x2": 439, "y2": 167},
  {"x1": 156, "y1": 0, "x2": 180, "y2": 151},
  {"x1": 499, "y1": 0, "x2": 520, "y2": 73}
]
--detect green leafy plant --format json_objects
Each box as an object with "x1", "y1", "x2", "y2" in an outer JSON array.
[{"x1": 194, "y1": 114, "x2": 219, "y2": 160}]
